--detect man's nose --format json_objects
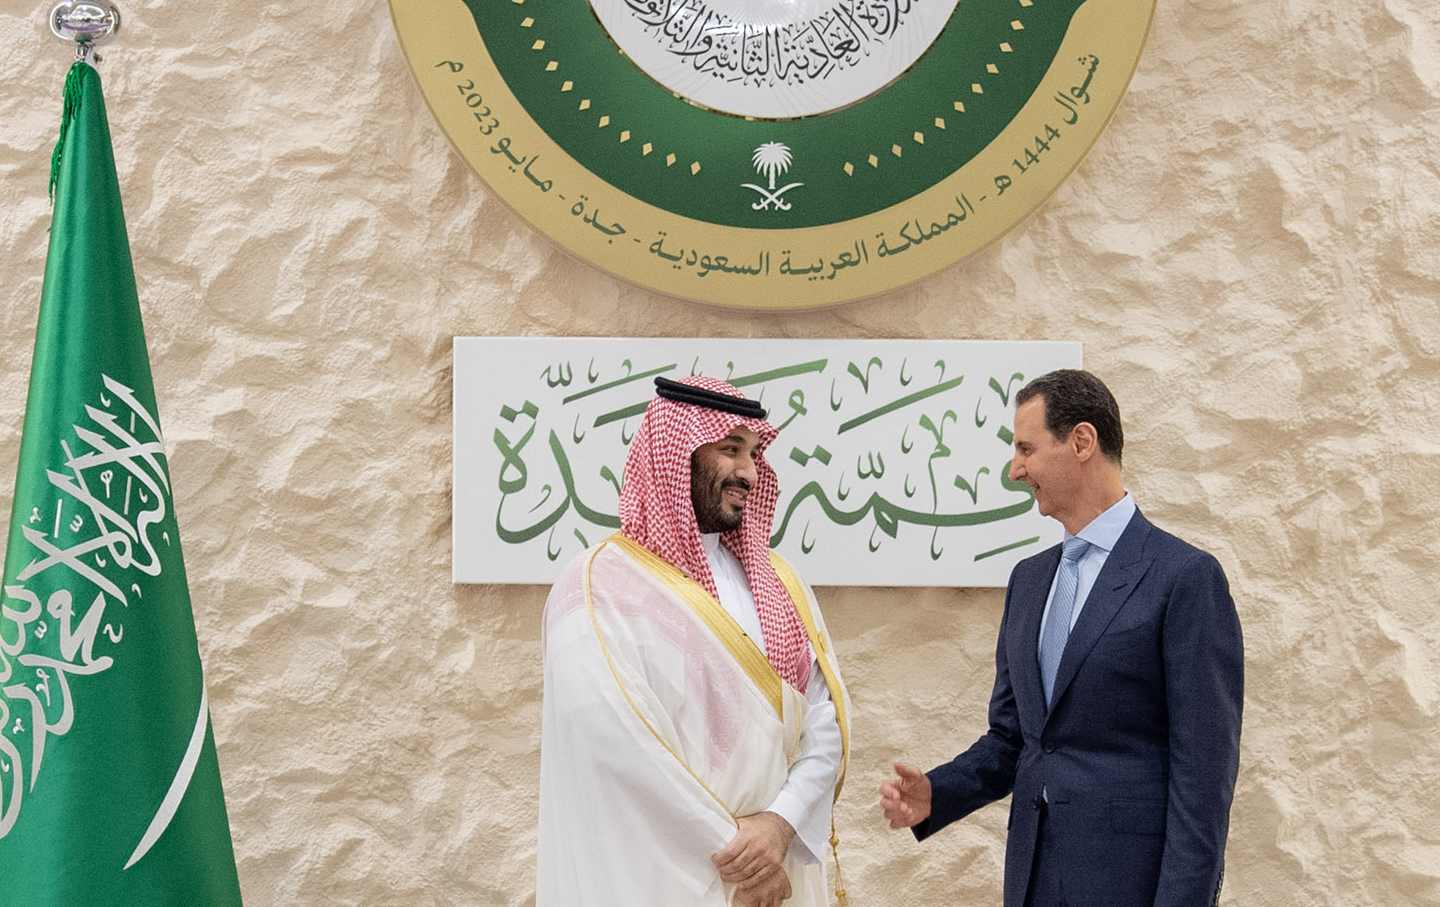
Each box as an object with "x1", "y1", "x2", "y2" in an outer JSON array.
[
  {"x1": 736, "y1": 457, "x2": 758, "y2": 485},
  {"x1": 1008, "y1": 456, "x2": 1023, "y2": 482}
]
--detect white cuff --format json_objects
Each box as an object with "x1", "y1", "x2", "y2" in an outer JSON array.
[{"x1": 767, "y1": 789, "x2": 823, "y2": 865}]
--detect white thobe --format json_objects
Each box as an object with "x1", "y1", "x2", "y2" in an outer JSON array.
[
  {"x1": 538, "y1": 538, "x2": 847, "y2": 906},
  {"x1": 700, "y1": 533, "x2": 842, "y2": 865}
]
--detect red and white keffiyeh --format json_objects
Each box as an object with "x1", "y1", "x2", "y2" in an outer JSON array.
[{"x1": 618, "y1": 375, "x2": 812, "y2": 692}]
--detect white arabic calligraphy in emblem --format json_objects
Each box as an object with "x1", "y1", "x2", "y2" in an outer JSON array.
[{"x1": 591, "y1": 0, "x2": 960, "y2": 118}]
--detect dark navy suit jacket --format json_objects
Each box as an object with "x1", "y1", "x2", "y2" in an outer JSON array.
[{"x1": 914, "y1": 509, "x2": 1243, "y2": 907}]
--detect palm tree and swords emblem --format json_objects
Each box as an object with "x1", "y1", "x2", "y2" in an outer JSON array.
[{"x1": 743, "y1": 142, "x2": 804, "y2": 211}]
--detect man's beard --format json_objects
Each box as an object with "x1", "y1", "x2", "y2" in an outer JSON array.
[{"x1": 691, "y1": 457, "x2": 750, "y2": 534}]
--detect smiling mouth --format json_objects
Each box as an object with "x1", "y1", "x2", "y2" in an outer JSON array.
[{"x1": 723, "y1": 486, "x2": 749, "y2": 505}]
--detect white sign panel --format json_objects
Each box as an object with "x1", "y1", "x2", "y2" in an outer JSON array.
[{"x1": 454, "y1": 338, "x2": 1081, "y2": 586}]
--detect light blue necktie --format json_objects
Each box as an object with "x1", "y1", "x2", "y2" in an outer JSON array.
[{"x1": 1040, "y1": 537, "x2": 1091, "y2": 707}]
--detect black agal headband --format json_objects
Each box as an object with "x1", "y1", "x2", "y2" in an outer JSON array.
[{"x1": 654, "y1": 376, "x2": 768, "y2": 420}]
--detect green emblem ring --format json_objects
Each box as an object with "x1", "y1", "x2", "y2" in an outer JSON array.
[{"x1": 392, "y1": 0, "x2": 1155, "y2": 309}]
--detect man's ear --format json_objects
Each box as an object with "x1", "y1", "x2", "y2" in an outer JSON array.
[{"x1": 1071, "y1": 422, "x2": 1099, "y2": 463}]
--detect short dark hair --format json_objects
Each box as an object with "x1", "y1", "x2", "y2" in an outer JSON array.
[{"x1": 1014, "y1": 369, "x2": 1124, "y2": 464}]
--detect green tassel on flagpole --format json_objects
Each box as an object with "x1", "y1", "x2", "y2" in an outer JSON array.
[{"x1": 48, "y1": 60, "x2": 86, "y2": 201}]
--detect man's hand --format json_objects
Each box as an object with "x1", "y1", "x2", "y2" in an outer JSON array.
[
  {"x1": 732, "y1": 867, "x2": 792, "y2": 907},
  {"x1": 880, "y1": 762, "x2": 933, "y2": 829},
  {"x1": 713, "y1": 811, "x2": 795, "y2": 894}
]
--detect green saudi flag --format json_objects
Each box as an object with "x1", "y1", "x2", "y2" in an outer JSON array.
[{"x1": 0, "y1": 62, "x2": 241, "y2": 903}]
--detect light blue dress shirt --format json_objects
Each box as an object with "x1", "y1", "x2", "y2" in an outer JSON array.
[{"x1": 1036, "y1": 493, "x2": 1137, "y2": 659}]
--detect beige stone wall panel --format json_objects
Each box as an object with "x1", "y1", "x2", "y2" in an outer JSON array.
[{"x1": 1, "y1": 0, "x2": 1437, "y2": 903}]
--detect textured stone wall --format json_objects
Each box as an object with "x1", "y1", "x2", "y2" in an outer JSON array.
[{"x1": 1, "y1": 0, "x2": 1437, "y2": 904}]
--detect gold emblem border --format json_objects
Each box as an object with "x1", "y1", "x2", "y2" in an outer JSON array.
[{"x1": 390, "y1": 0, "x2": 1155, "y2": 311}]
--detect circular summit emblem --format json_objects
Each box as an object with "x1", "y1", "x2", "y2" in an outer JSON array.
[{"x1": 392, "y1": 0, "x2": 1154, "y2": 310}]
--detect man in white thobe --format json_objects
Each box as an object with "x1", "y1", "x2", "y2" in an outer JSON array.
[{"x1": 537, "y1": 375, "x2": 850, "y2": 907}]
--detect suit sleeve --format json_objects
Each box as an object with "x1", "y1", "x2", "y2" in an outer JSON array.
[
  {"x1": 1155, "y1": 552, "x2": 1244, "y2": 907},
  {"x1": 913, "y1": 573, "x2": 1023, "y2": 841}
]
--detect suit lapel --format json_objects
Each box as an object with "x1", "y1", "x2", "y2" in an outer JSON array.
[
  {"x1": 1045, "y1": 510, "x2": 1154, "y2": 720},
  {"x1": 1013, "y1": 546, "x2": 1060, "y2": 726}
]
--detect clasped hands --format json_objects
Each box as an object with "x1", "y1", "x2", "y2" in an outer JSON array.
[
  {"x1": 710, "y1": 765, "x2": 932, "y2": 905},
  {"x1": 712, "y1": 811, "x2": 795, "y2": 907}
]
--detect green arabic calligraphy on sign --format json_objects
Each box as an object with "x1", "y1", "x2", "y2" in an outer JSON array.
[{"x1": 454, "y1": 338, "x2": 1082, "y2": 586}]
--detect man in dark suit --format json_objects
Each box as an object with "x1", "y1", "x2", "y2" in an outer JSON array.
[{"x1": 880, "y1": 369, "x2": 1243, "y2": 907}]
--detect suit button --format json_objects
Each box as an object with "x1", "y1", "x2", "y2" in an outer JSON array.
[
  {"x1": 1031, "y1": 795, "x2": 1044, "y2": 810},
  {"x1": 1044, "y1": 744, "x2": 1057, "y2": 754}
]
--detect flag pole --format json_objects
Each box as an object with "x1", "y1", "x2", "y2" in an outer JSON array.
[{"x1": 49, "y1": 2, "x2": 120, "y2": 63}]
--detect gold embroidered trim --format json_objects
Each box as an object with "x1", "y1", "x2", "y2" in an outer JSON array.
[
  {"x1": 770, "y1": 552, "x2": 855, "y2": 905},
  {"x1": 769, "y1": 551, "x2": 851, "y2": 800},
  {"x1": 609, "y1": 534, "x2": 784, "y2": 717}
]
